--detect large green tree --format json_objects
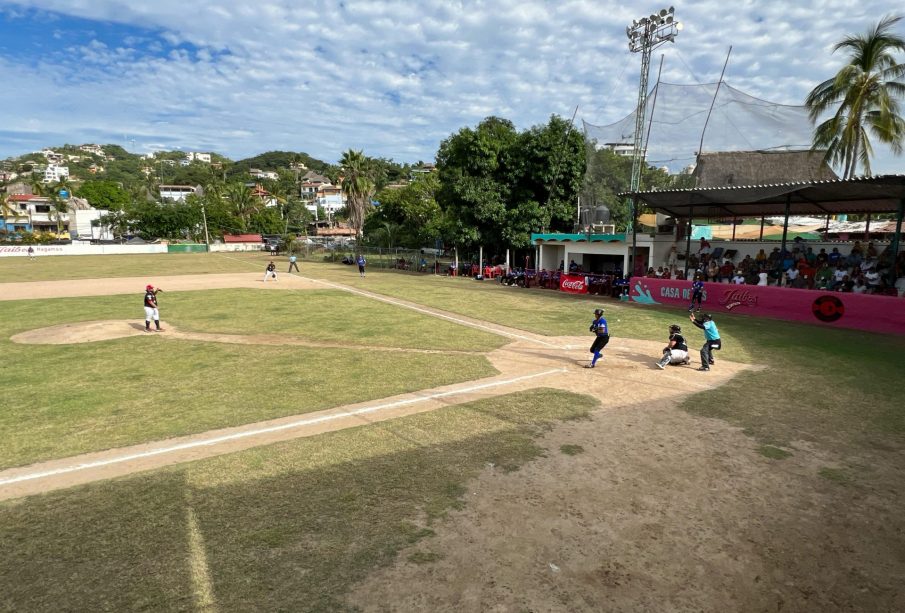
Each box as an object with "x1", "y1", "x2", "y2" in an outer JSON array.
[
  {"x1": 436, "y1": 115, "x2": 586, "y2": 254},
  {"x1": 365, "y1": 173, "x2": 443, "y2": 248},
  {"x1": 75, "y1": 180, "x2": 130, "y2": 210},
  {"x1": 806, "y1": 14, "x2": 905, "y2": 178}
]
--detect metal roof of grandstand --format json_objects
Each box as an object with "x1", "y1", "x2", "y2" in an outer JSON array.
[{"x1": 621, "y1": 174, "x2": 905, "y2": 218}]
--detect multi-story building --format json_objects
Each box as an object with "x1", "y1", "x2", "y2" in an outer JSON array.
[
  {"x1": 185, "y1": 152, "x2": 212, "y2": 163},
  {"x1": 42, "y1": 149, "x2": 64, "y2": 164},
  {"x1": 159, "y1": 185, "x2": 201, "y2": 202},
  {"x1": 80, "y1": 144, "x2": 105, "y2": 157},
  {"x1": 1, "y1": 194, "x2": 113, "y2": 239},
  {"x1": 311, "y1": 185, "x2": 346, "y2": 218},
  {"x1": 249, "y1": 168, "x2": 279, "y2": 181},
  {"x1": 42, "y1": 165, "x2": 70, "y2": 184}
]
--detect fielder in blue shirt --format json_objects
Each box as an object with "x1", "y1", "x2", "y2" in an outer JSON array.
[
  {"x1": 688, "y1": 274, "x2": 705, "y2": 312},
  {"x1": 586, "y1": 308, "x2": 610, "y2": 369}
]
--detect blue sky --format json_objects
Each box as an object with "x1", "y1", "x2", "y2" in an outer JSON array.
[{"x1": 0, "y1": 0, "x2": 902, "y2": 174}]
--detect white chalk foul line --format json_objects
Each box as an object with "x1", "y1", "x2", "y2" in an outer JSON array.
[
  {"x1": 217, "y1": 254, "x2": 564, "y2": 349},
  {"x1": 0, "y1": 368, "x2": 565, "y2": 487}
]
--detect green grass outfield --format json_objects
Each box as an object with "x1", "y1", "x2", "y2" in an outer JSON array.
[
  {"x1": 0, "y1": 252, "x2": 245, "y2": 282},
  {"x1": 0, "y1": 287, "x2": 502, "y2": 469}
]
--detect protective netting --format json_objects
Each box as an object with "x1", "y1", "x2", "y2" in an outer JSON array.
[{"x1": 582, "y1": 81, "x2": 814, "y2": 171}]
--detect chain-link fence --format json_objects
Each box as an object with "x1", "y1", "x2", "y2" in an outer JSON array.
[{"x1": 293, "y1": 245, "x2": 459, "y2": 274}]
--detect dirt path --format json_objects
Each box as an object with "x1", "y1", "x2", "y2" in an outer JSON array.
[{"x1": 0, "y1": 271, "x2": 321, "y2": 300}]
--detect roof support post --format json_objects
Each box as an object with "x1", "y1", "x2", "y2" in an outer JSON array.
[
  {"x1": 889, "y1": 198, "x2": 904, "y2": 286},
  {"x1": 684, "y1": 204, "x2": 694, "y2": 279},
  {"x1": 631, "y1": 195, "x2": 638, "y2": 278},
  {"x1": 865, "y1": 214, "x2": 871, "y2": 240},
  {"x1": 759, "y1": 215, "x2": 765, "y2": 240},
  {"x1": 780, "y1": 195, "x2": 791, "y2": 261}
]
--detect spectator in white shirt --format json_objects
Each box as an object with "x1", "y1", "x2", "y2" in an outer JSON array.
[
  {"x1": 864, "y1": 269, "x2": 881, "y2": 292},
  {"x1": 757, "y1": 270, "x2": 768, "y2": 286},
  {"x1": 852, "y1": 278, "x2": 867, "y2": 294},
  {"x1": 731, "y1": 271, "x2": 746, "y2": 284},
  {"x1": 786, "y1": 267, "x2": 799, "y2": 285}
]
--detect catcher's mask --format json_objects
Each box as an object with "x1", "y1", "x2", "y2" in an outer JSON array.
[
  {"x1": 594, "y1": 308, "x2": 604, "y2": 317},
  {"x1": 669, "y1": 324, "x2": 681, "y2": 334}
]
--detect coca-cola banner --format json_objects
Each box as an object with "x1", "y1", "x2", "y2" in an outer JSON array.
[
  {"x1": 559, "y1": 273, "x2": 588, "y2": 294},
  {"x1": 629, "y1": 278, "x2": 905, "y2": 335}
]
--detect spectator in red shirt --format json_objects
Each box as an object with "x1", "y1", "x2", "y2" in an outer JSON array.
[{"x1": 719, "y1": 260, "x2": 734, "y2": 282}]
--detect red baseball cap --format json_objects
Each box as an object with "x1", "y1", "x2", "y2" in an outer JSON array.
[{"x1": 146, "y1": 284, "x2": 154, "y2": 290}]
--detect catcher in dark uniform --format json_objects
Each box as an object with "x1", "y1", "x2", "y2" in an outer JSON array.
[{"x1": 656, "y1": 324, "x2": 690, "y2": 369}]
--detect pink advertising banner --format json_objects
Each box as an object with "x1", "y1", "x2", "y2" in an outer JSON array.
[{"x1": 629, "y1": 278, "x2": 905, "y2": 335}]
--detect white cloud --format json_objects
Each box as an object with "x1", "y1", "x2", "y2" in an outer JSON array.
[{"x1": 0, "y1": 0, "x2": 901, "y2": 174}]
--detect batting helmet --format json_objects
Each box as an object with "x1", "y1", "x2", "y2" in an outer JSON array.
[
  {"x1": 701, "y1": 313, "x2": 713, "y2": 321},
  {"x1": 146, "y1": 284, "x2": 154, "y2": 291},
  {"x1": 594, "y1": 308, "x2": 604, "y2": 317},
  {"x1": 669, "y1": 324, "x2": 681, "y2": 333}
]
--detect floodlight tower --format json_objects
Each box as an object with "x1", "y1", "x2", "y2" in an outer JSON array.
[{"x1": 625, "y1": 7, "x2": 681, "y2": 231}]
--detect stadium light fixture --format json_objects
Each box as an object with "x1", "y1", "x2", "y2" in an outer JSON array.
[{"x1": 624, "y1": 6, "x2": 681, "y2": 265}]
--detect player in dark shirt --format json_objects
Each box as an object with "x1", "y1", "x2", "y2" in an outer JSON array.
[
  {"x1": 263, "y1": 260, "x2": 278, "y2": 282},
  {"x1": 585, "y1": 308, "x2": 609, "y2": 369},
  {"x1": 688, "y1": 274, "x2": 705, "y2": 312},
  {"x1": 143, "y1": 284, "x2": 163, "y2": 332},
  {"x1": 656, "y1": 324, "x2": 690, "y2": 368}
]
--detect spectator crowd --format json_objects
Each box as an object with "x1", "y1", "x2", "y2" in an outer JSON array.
[{"x1": 644, "y1": 238, "x2": 905, "y2": 296}]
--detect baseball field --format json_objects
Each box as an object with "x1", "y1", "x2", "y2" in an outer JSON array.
[{"x1": 0, "y1": 252, "x2": 903, "y2": 612}]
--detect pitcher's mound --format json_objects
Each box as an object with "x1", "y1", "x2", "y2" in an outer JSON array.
[{"x1": 11, "y1": 320, "x2": 156, "y2": 345}]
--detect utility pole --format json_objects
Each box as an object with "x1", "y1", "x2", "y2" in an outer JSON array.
[{"x1": 200, "y1": 201, "x2": 211, "y2": 252}]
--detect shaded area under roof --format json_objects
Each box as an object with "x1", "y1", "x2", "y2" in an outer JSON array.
[
  {"x1": 622, "y1": 175, "x2": 905, "y2": 218},
  {"x1": 532, "y1": 233, "x2": 626, "y2": 243}
]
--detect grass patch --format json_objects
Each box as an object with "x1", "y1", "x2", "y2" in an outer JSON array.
[
  {"x1": 559, "y1": 444, "x2": 585, "y2": 456},
  {"x1": 167, "y1": 288, "x2": 505, "y2": 351},
  {"x1": 0, "y1": 290, "x2": 500, "y2": 468},
  {"x1": 0, "y1": 252, "x2": 245, "y2": 282},
  {"x1": 758, "y1": 445, "x2": 792, "y2": 460},
  {"x1": 407, "y1": 551, "x2": 444, "y2": 564},
  {"x1": 0, "y1": 388, "x2": 599, "y2": 612},
  {"x1": 818, "y1": 467, "x2": 851, "y2": 483}
]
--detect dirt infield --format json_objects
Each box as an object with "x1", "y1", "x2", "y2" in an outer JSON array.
[{"x1": 0, "y1": 272, "x2": 321, "y2": 301}]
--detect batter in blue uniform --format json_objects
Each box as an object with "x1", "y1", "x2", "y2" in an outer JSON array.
[{"x1": 586, "y1": 308, "x2": 610, "y2": 369}]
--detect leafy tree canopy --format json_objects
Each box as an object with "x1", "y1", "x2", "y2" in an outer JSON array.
[
  {"x1": 74, "y1": 180, "x2": 130, "y2": 210},
  {"x1": 436, "y1": 115, "x2": 586, "y2": 252}
]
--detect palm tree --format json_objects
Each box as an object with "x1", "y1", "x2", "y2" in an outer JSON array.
[
  {"x1": 339, "y1": 149, "x2": 377, "y2": 243},
  {"x1": 29, "y1": 176, "x2": 45, "y2": 197},
  {"x1": 806, "y1": 15, "x2": 905, "y2": 178},
  {"x1": 374, "y1": 220, "x2": 402, "y2": 249},
  {"x1": 47, "y1": 192, "x2": 69, "y2": 235},
  {"x1": 225, "y1": 183, "x2": 258, "y2": 230},
  {"x1": 0, "y1": 192, "x2": 25, "y2": 232}
]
